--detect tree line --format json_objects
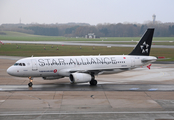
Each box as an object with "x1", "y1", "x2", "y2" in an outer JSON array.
[{"x1": 0, "y1": 22, "x2": 174, "y2": 37}]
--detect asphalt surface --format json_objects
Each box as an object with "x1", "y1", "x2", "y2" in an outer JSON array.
[
  {"x1": 2, "y1": 40, "x2": 174, "y2": 48},
  {"x1": 1, "y1": 84, "x2": 174, "y2": 91}
]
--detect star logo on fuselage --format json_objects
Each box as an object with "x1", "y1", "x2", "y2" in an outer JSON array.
[{"x1": 140, "y1": 42, "x2": 149, "y2": 53}]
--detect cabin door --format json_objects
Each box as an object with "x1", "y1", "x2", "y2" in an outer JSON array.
[
  {"x1": 131, "y1": 57, "x2": 135, "y2": 67},
  {"x1": 31, "y1": 59, "x2": 38, "y2": 71}
]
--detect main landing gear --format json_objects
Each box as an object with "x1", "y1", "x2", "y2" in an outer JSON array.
[
  {"x1": 28, "y1": 77, "x2": 33, "y2": 87},
  {"x1": 90, "y1": 74, "x2": 97, "y2": 86},
  {"x1": 90, "y1": 79, "x2": 97, "y2": 86}
]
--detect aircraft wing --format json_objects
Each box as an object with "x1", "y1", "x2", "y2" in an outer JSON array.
[{"x1": 59, "y1": 67, "x2": 129, "y2": 76}]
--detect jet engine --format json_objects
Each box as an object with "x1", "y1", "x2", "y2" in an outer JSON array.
[
  {"x1": 42, "y1": 76, "x2": 64, "y2": 80},
  {"x1": 69, "y1": 73, "x2": 92, "y2": 83}
]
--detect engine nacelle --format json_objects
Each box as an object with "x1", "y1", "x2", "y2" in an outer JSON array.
[
  {"x1": 69, "y1": 73, "x2": 92, "y2": 83},
  {"x1": 42, "y1": 76, "x2": 64, "y2": 80}
]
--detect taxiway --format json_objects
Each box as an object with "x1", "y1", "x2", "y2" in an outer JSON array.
[{"x1": 2, "y1": 40, "x2": 174, "y2": 48}]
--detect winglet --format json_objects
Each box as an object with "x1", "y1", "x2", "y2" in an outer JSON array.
[{"x1": 129, "y1": 28, "x2": 154, "y2": 56}]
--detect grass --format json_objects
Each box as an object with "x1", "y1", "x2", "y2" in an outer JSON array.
[
  {"x1": 0, "y1": 44, "x2": 131, "y2": 56},
  {"x1": 0, "y1": 31, "x2": 173, "y2": 61},
  {"x1": 0, "y1": 31, "x2": 174, "y2": 42},
  {"x1": 0, "y1": 31, "x2": 66, "y2": 41},
  {"x1": 0, "y1": 44, "x2": 174, "y2": 61}
]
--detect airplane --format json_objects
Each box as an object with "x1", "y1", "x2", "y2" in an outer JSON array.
[
  {"x1": 0, "y1": 41, "x2": 4, "y2": 45},
  {"x1": 7, "y1": 28, "x2": 157, "y2": 87}
]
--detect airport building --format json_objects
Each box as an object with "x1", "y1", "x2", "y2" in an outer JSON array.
[{"x1": 85, "y1": 33, "x2": 96, "y2": 39}]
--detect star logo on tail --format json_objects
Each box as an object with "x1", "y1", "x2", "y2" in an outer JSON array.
[{"x1": 140, "y1": 42, "x2": 149, "y2": 53}]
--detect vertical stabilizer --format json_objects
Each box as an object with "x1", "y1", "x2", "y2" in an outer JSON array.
[{"x1": 129, "y1": 28, "x2": 154, "y2": 56}]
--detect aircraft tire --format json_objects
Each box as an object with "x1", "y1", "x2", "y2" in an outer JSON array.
[
  {"x1": 90, "y1": 80, "x2": 97, "y2": 86},
  {"x1": 28, "y1": 82, "x2": 33, "y2": 87}
]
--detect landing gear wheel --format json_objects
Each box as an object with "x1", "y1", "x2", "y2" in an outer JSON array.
[
  {"x1": 28, "y1": 77, "x2": 33, "y2": 87},
  {"x1": 90, "y1": 80, "x2": 97, "y2": 86},
  {"x1": 28, "y1": 82, "x2": 33, "y2": 87}
]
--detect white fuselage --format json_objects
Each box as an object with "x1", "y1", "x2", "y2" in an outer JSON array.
[{"x1": 7, "y1": 55, "x2": 157, "y2": 78}]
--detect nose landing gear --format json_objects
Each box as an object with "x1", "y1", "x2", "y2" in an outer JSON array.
[{"x1": 28, "y1": 77, "x2": 33, "y2": 87}]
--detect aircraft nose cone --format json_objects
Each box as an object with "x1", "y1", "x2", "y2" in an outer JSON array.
[{"x1": 7, "y1": 66, "x2": 14, "y2": 76}]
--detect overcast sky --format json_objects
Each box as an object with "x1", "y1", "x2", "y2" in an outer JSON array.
[{"x1": 0, "y1": 0, "x2": 173, "y2": 25}]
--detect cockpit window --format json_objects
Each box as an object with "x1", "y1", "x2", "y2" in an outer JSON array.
[
  {"x1": 14, "y1": 63, "x2": 19, "y2": 66},
  {"x1": 14, "y1": 63, "x2": 26, "y2": 66}
]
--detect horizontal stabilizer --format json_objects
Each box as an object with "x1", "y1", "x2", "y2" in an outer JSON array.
[{"x1": 141, "y1": 57, "x2": 157, "y2": 63}]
